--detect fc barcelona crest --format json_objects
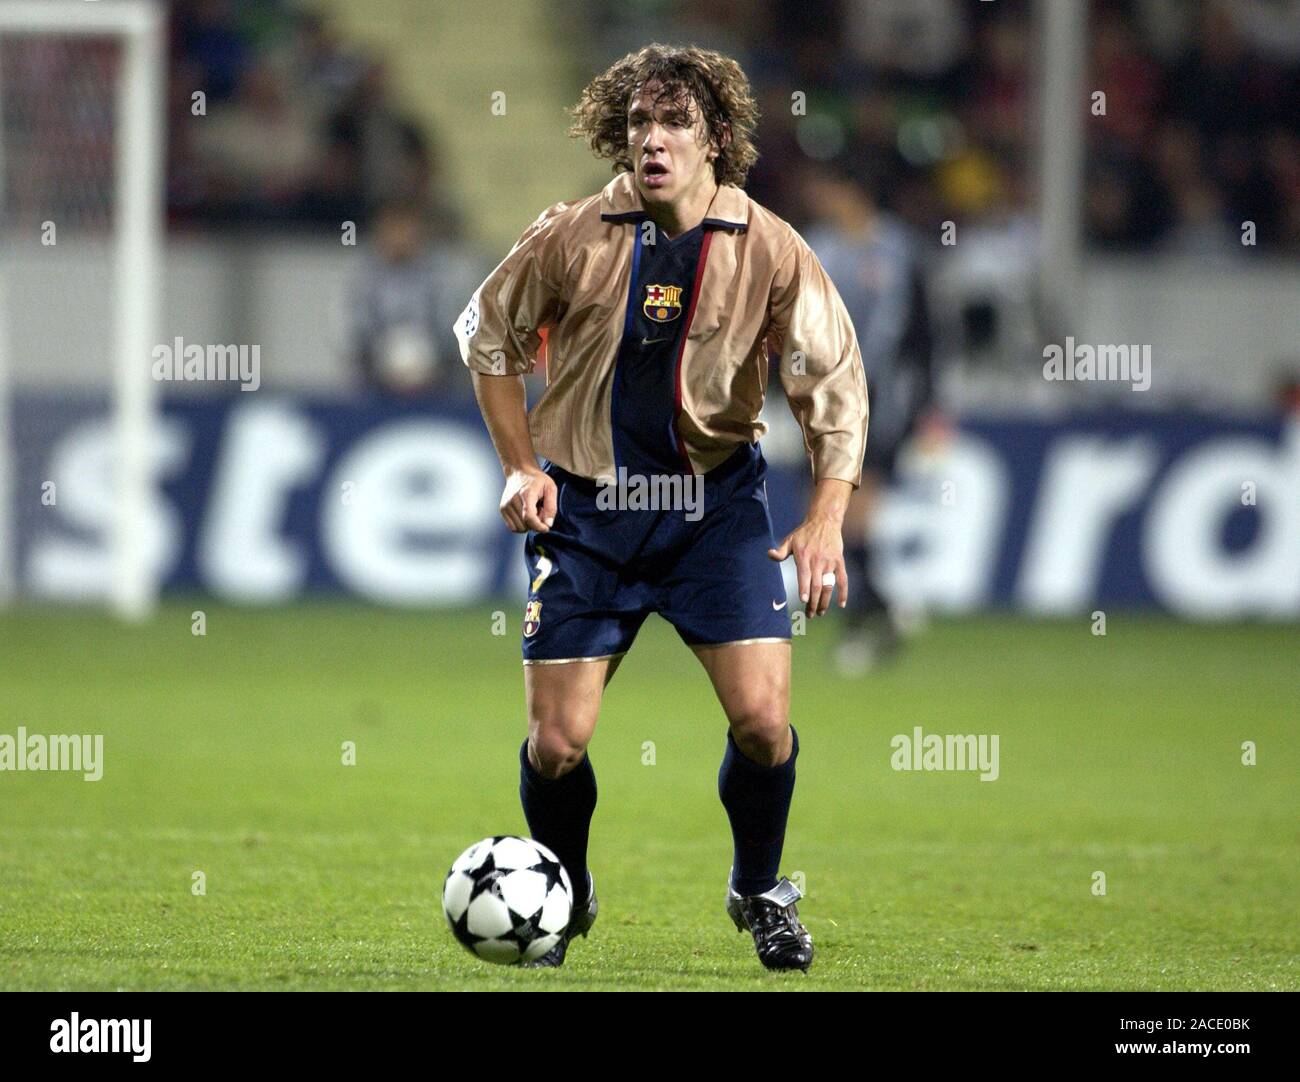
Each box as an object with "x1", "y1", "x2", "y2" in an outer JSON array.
[
  {"x1": 523, "y1": 599, "x2": 543, "y2": 638},
  {"x1": 643, "y1": 284, "x2": 683, "y2": 323}
]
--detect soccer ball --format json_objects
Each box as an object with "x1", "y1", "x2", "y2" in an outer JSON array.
[{"x1": 442, "y1": 836, "x2": 573, "y2": 964}]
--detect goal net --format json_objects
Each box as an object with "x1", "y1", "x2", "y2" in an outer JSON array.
[{"x1": 0, "y1": 0, "x2": 165, "y2": 618}]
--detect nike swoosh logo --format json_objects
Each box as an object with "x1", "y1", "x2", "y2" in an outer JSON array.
[
  {"x1": 641, "y1": 337, "x2": 671, "y2": 345},
  {"x1": 772, "y1": 600, "x2": 788, "y2": 610}
]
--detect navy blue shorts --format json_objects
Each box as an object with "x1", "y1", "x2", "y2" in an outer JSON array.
[{"x1": 521, "y1": 443, "x2": 792, "y2": 664}]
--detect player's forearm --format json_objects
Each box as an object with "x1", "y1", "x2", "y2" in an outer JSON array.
[
  {"x1": 471, "y1": 371, "x2": 540, "y2": 474},
  {"x1": 805, "y1": 477, "x2": 853, "y2": 527}
]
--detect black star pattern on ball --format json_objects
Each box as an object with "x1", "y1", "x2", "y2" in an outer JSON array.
[
  {"x1": 493, "y1": 910, "x2": 537, "y2": 954},
  {"x1": 509, "y1": 908, "x2": 538, "y2": 940},
  {"x1": 531, "y1": 852, "x2": 568, "y2": 896},
  {"x1": 469, "y1": 874, "x2": 507, "y2": 905}
]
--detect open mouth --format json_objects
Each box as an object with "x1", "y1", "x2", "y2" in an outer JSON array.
[{"x1": 642, "y1": 161, "x2": 669, "y2": 186}]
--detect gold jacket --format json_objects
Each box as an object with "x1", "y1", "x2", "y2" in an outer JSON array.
[{"x1": 455, "y1": 171, "x2": 869, "y2": 486}]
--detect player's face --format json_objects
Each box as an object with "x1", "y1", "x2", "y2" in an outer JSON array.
[{"x1": 627, "y1": 83, "x2": 718, "y2": 205}]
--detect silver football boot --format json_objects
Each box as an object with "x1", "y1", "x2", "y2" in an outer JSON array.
[{"x1": 726, "y1": 872, "x2": 814, "y2": 972}]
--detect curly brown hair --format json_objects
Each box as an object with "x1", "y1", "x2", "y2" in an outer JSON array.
[{"x1": 568, "y1": 44, "x2": 760, "y2": 188}]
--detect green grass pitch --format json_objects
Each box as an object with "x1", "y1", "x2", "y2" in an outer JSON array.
[{"x1": 0, "y1": 603, "x2": 1295, "y2": 991}]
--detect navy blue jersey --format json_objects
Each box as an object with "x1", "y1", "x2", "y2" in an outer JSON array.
[{"x1": 611, "y1": 224, "x2": 706, "y2": 477}]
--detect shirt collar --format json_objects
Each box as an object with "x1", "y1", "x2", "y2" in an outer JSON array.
[{"x1": 599, "y1": 170, "x2": 749, "y2": 232}]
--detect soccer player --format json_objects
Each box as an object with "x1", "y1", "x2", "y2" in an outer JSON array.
[
  {"x1": 455, "y1": 45, "x2": 868, "y2": 971},
  {"x1": 801, "y1": 162, "x2": 937, "y2": 674}
]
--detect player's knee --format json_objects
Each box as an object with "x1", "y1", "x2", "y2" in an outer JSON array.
[
  {"x1": 727, "y1": 703, "x2": 790, "y2": 767},
  {"x1": 526, "y1": 725, "x2": 590, "y2": 779}
]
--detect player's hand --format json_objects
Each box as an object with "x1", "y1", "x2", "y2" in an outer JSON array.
[
  {"x1": 500, "y1": 466, "x2": 557, "y2": 534},
  {"x1": 768, "y1": 516, "x2": 847, "y2": 618}
]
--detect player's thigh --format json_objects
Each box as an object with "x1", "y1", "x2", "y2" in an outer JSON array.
[
  {"x1": 523, "y1": 655, "x2": 624, "y2": 777},
  {"x1": 692, "y1": 641, "x2": 791, "y2": 766}
]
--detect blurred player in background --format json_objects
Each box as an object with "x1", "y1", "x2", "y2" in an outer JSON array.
[
  {"x1": 457, "y1": 45, "x2": 868, "y2": 972},
  {"x1": 803, "y1": 162, "x2": 938, "y2": 675},
  {"x1": 349, "y1": 198, "x2": 482, "y2": 398}
]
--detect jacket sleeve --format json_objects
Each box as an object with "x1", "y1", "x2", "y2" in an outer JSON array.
[
  {"x1": 454, "y1": 206, "x2": 565, "y2": 376},
  {"x1": 766, "y1": 235, "x2": 870, "y2": 487}
]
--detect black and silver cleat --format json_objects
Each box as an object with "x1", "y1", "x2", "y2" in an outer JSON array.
[
  {"x1": 726, "y1": 873, "x2": 814, "y2": 972},
  {"x1": 521, "y1": 872, "x2": 597, "y2": 969}
]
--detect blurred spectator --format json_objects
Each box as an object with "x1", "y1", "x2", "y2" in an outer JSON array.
[
  {"x1": 347, "y1": 199, "x2": 483, "y2": 400},
  {"x1": 1091, "y1": 9, "x2": 1163, "y2": 154},
  {"x1": 1162, "y1": 175, "x2": 1241, "y2": 262},
  {"x1": 187, "y1": 61, "x2": 322, "y2": 218},
  {"x1": 1084, "y1": 1, "x2": 1300, "y2": 253},
  {"x1": 286, "y1": 9, "x2": 368, "y2": 115},
  {"x1": 843, "y1": 0, "x2": 968, "y2": 82},
  {"x1": 168, "y1": 0, "x2": 463, "y2": 233},
  {"x1": 176, "y1": 0, "x2": 250, "y2": 106},
  {"x1": 326, "y1": 62, "x2": 462, "y2": 236},
  {"x1": 578, "y1": 0, "x2": 1298, "y2": 256}
]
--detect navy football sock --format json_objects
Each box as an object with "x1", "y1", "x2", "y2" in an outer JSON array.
[
  {"x1": 718, "y1": 726, "x2": 799, "y2": 897},
  {"x1": 518, "y1": 740, "x2": 596, "y2": 906}
]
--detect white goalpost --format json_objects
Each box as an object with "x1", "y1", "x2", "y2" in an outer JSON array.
[{"x1": 0, "y1": 0, "x2": 165, "y2": 619}]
